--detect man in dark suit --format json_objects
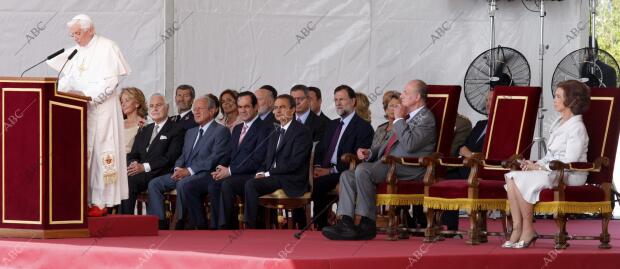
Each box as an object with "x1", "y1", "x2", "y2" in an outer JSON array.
[
  {"x1": 308, "y1": 86, "x2": 331, "y2": 122},
  {"x1": 170, "y1": 84, "x2": 199, "y2": 130},
  {"x1": 442, "y1": 91, "x2": 492, "y2": 233},
  {"x1": 243, "y1": 94, "x2": 313, "y2": 228},
  {"x1": 323, "y1": 80, "x2": 437, "y2": 240},
  {"x1": 147, "y1": 95, "x2": 231, "y2": 229},
  {"x1": 312, "y1": 85, "x2": 374, "y2": 230},
  {"x1": 120, "y1": 93, "x2": 185, "y2": 215},
  {"x1": 256, "y1": 85, "x2": 278, "y2": 126},
  {"x1": 290, "y1": 84, "x2": 327, "y2": 142}
]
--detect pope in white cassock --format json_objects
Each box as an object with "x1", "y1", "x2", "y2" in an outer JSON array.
[{"x1": 47, "y1": 14, "x2": 129, "y2": 217}]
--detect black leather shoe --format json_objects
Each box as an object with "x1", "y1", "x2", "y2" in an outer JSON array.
[
  {"x1": 322, "y1": 215, "x2": 359, "y2": 240},
  {"x1": 174, "y1": 219, "x2": 186, "y2": 230},
  {"x1": 357, "y1": 217, "x2": 376, "y2": 240}
]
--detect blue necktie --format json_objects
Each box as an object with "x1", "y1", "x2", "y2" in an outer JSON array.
[
  {"x1": 272, "y1": 128, "x2": 286, "y2": 168},
  {"x1": 188, "y1": 129, "x2": 204, "y2": 165},
  {"x1": 323, "y1": 121, "x2": 344, "y2": 167}
]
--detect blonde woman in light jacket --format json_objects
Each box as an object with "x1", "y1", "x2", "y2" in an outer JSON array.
[{"x1": 503, "y1": 80, "x2": 591, "y2": 249}]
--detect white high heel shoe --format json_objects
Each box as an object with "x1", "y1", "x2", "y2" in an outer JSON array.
[{"x1": 501, "y1": 241, "x2": 517, "y2": 248}]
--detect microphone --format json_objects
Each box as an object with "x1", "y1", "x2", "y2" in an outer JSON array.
[
  {"x1": 20, "y1": 48, "x2": 65, "y2": 77},
  {"x1": 56, "y1": 49, "x2": 78, "y2": 83},
  {"x1": 47, "y1": 48, "x2": 66, "y2": 60}
]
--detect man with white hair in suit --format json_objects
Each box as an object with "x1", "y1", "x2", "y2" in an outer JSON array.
[
  {"x1": 47, "y1": 14, "x2": 131, "y2": 217},
  {"x1": 322, "y1": 80, "x2": 437, "y2": 240}
]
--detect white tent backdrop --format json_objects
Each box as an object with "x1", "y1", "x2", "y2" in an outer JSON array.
[{"x1": 1, "y1": 0, "x2": 618, "y2": 214}]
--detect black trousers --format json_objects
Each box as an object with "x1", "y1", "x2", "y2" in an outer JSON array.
[
  {"x1": 218, "y1": 174, "x2": 253, "y2": 229},
  {"x1": 244, "y1": 177, "x2": 283, "y2": 228},
  {"x1": 181, "y1": 174, "x2": 221, "y2": 229},
  {"x1": 120, "y1": 173, "x2": 150, "y2": 214},
  {"x1": 310, "y1": 173, "x2": 341, "y2": 230}
]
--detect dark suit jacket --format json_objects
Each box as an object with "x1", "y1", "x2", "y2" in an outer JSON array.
[
  {"x1": 229, "y1": 117, "x2": 271, "y2": 175},
  {"x1": 175, "y1": 121, "x2": 231, "y2": 174},
  {"x1": 303, "y1": 111, "x2": 327, "y2": 142},
  {"x1": 127, "y1": 120, "x2": 185, "y2": 179},
  {"x1": 170, "y1": 111, "x2": 199, "y2": 130},
  {"x1": 449, "y1": 119, "x2": 487, "y2": 179},
  {"x1": 318, "y1": 111, "x2": 330, "y2": 123},
  {"x1": 261, "y1": 120, "x2": 313, "y2": 197},
  {"x1": 260, "y1": 111, "x2": 276, "y2": 126},
  {"x1": 314, "y1": 113, "x2": 374, "y2": 173},
  {"x1": 461, "y1": 120, "x2": 487, "y2": 154}
]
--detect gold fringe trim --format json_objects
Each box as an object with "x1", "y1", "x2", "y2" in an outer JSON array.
[
  {"x1": 376, "y1": 194, "x2": 424, "y2": 206},
  {"x1": 103, "y1": 172, "x2": 117, "y2": 185},
  {"x1": 424, "y1": 197, "x2": 507, "y2": 212},
  {"x1": 534, "y1": 201, "x2": 612, "y2": 214}
]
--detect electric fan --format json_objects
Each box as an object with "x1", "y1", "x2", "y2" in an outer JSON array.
[
  {"x1": 463, "y1": 46, "x2": 531, "y2": 114},
  {"x1": 551, "y1": 47, "x2": 619, "y2": 93}
]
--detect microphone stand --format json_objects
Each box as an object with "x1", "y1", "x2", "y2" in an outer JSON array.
[{"x1": 294, "y1": 196, "x2": 339, "y2": 239}]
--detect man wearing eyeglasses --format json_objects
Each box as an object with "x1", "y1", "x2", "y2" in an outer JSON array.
[
  {"x1": 290, "y1": 84, "x2": 327, "y2": 142},
  {"x1": 46, "y1": 14, "x2": 131, "y2": 216}
]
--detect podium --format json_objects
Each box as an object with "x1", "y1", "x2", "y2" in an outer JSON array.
[{"x1": 0, "y1": 77, "x2": 90, "y2": 238}]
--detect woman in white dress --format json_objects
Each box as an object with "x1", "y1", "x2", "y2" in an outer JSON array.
[
  {"x1": 120, "y1": 87, "x2": 147, "y2": 153},
  {"x1": 503, "y1": 80, "x2": 591, "y2": 248}
]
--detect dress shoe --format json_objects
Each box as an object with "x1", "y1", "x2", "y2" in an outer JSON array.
[
  {"x1": 174, "y1": 219, "x2": 186, "y2": 230},
  {"x1": 158, "y1": 220, "x2": 170, "y2": 230},
  {"x1": 357, "y1": 216, "x2": 376, "y2": 240},
  {"x1": 501, "y1": 241, "x2": 517, "y2": 248},
  {"x1": 514, "y1": 234, "x2": 538, "y2": 249},
  {"x1": 322, "y1": 215, "x2": 359, "y2": 240},
  {"x1": 88, "y1": 206, "x2": 108, "y2": 217}
]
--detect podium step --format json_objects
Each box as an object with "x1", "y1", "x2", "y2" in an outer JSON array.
[{"x1": 88, "y1": 215, "x2": 158, "y2": 237}]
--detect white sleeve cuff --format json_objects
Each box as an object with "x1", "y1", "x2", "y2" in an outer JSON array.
[
  {"x1": 265, "y1": 172, "x2": 271, "y2": 177},
  {"x1": 143, "y1": 163, "x2": 151, "y2": 173},
  {"x1": 187, "y1": 167, "x2": 195, "y2": 176}
]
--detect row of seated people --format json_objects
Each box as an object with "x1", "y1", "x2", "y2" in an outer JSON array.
[
  {"x1": 116, "y1": 80, "x2": 484, "y2": 232},
  {"x1": 118, "y1": 78, "x2": 597, "y2": 250}
]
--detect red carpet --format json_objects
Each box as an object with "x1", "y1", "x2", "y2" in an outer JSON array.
[{"x1": 0, "y1": 219, "x2": 619, "y2": 269}]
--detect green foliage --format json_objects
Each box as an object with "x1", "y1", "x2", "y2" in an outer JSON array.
[{"x1": 596, "y1": 0, "x2": 620, "y2": 64}]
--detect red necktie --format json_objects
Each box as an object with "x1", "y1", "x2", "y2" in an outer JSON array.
[
  {"x1": 382, "y1": 114, "x2": 410, "y2": 156},
  {"x1": 382, "y1": 134, "x2": 398, "y2": 157}
]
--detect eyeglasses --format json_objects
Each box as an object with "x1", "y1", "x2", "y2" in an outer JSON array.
[
  {"x1": 69, "y1": 31, "x2": 83, "y2": 38},
  {"x1": 149, "y1": 104, "x2": 165, "y2": 109}
]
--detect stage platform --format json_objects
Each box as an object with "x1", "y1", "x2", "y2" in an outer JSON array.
[{"x1": 0, "y1": 219, "x2": 618, "y2": 269}]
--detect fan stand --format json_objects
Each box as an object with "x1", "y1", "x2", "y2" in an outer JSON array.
[
  {"x1": 488, "y1": 0, "x2": 497, "y2": 85},
  {"x1": 533, "y1": 0, "x2": 548, "y2": 159}
]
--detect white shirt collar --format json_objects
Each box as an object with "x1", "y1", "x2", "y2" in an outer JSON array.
[
  {"x1": 340, "y1": 111, "x2": 355, "y2": 125},
  {"x1": 296, "y1": 109, "x2": 311, "y2": 124},
  {"x1": 199, "y1": 119, "x2": 214, "y2": 132},
  {"x1": 408, "y1": 106, "x2": 425, "y2": 120},
  {"x1": 280, "y1": 120, "x2": 292, "y2": 131},
  {"x1": 154, "y1": 118, "x2": 168, "y2": 128},
  {"x1": 244, "y1": 115, "x2": 259, "y2": 129},
  {"x1": 179, "y1": 110, "x2": 191, "y2": 119},
  {"x1": 259, "y1": 111, "x2": 271, "y2": 120}
]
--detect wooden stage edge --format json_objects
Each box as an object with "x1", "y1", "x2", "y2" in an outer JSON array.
[{"x1": 0, "y1": 228, "x2": 89, "y2": 239}]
